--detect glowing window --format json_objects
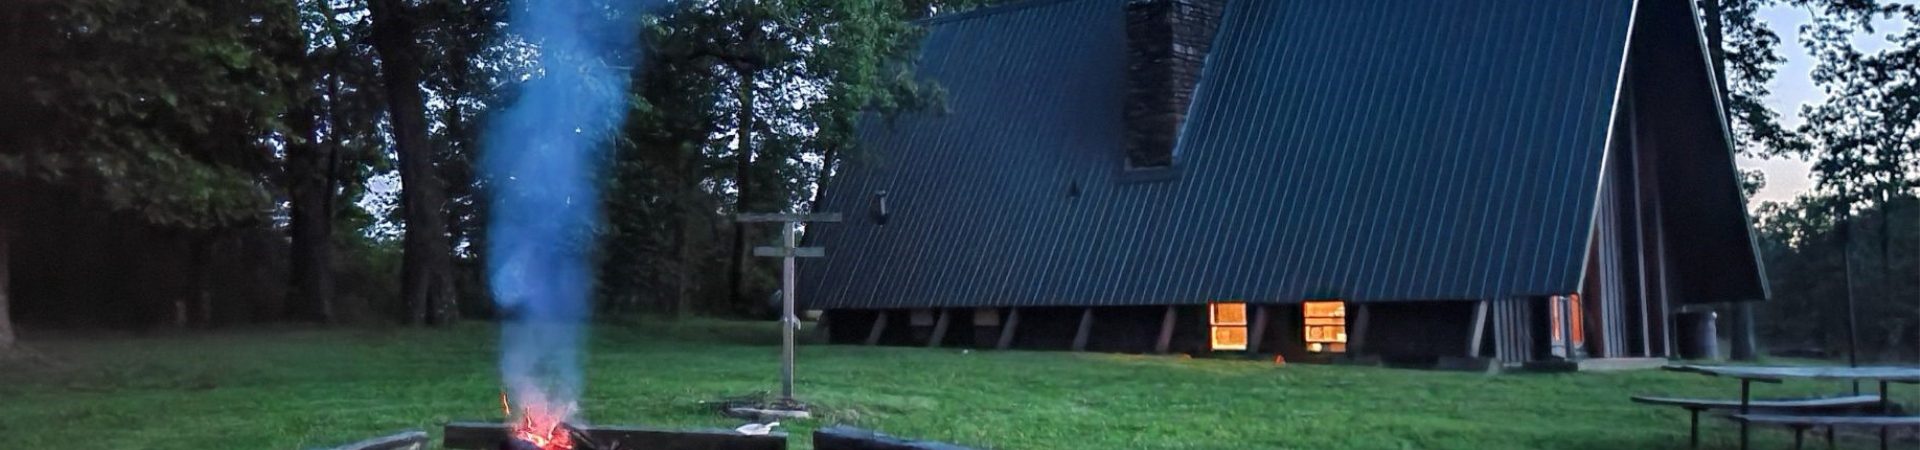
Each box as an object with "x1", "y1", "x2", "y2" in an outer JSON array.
[
  {"x1": 1549, "y1": 294, "x2": 1585, "y2": 357},
  {"x1": 1303, "y1": 300, "x2": 1347, "y2": 353},
  {"x1": 1209, "y1": 302, "x2": 1248, "y2": 351}
]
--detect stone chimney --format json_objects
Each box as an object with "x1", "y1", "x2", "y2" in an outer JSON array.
[{"x1": 1124, "y1": 0, "x2": 1225, "y2": 169}]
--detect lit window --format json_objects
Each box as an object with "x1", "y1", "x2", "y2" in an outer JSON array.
[
  {"x1": 1303, "y1": 300, "x2": 1347, "y2": 353},
  {"x1": 1209, "y1": 302, "x2": 1248, "y2": 351},
  {"x1": 1549, "y1": 294, "x2": 1585, "y2": 358}
]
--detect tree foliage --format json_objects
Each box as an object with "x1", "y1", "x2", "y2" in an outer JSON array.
[
  {"x1": 1753, "y1": 195, "x2": 1918, "y2": 361},
  {"x1": 1, "y1": 0, "x2": 296, "y2": 229},
  {"x1": 599, "y1": 0, "x2": 957, "y2": 316},
  {"x1": 1798, "y1": 4, "x2": 1920, "y2": 205}
]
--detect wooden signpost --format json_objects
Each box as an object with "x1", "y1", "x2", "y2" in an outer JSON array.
[{"x1": 737, "y1": 212, "x2": 841, "y2": 408}]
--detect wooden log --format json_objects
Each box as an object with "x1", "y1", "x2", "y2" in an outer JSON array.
[
  {"x1": 322, "y1": 430, "x2": 428, "y2": 450},
  {"x1": 995, "y1": 308, "x2": 1022, "y2": 350},
  {"x1": 736, "y1": 212, "x2": 843, "y2": 223},
  {"x1": 865, "y1": 311, "x2": 889, "y2": 346},
  {"x1": 813, "y1": 425, "x2": 976, "y2": 450},
  {"x1": 1246, "y1": 305, "x2": 1271, "y2": 354},
  {"x1": 1071, "y1": 308, "x2": 1095, "y2": 352},
  {"x1": 1468, "y1": 300, "x2": 1490, "y2": 358},
  {"x1": 1154, "y1": 305, "x2": 1177, "y2": 354},
  {"x1": 443, "y1": 422, "x2": 786, "y2": 450},
  {"x1": 753, "y1": 246, "x2": 825, "y2": 258},
  {"x1": 925, "y1": 308, "x2": 951, "y2": 348}
]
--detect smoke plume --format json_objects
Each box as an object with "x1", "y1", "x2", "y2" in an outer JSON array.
[{"x1": 485, "y1": 0, "x2": 663, "y2": 424}]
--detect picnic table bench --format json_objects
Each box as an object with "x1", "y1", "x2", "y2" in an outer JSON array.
[
  {"x1": 1655, "y1": 364, "x2": 1920, "y2": 450},
  {"x1": 1730, "y1": 414, "x2": 1920, "y2": 450},
  {"x1": 1629, "y1": 395, "x2": 1883, "y2": 448}
]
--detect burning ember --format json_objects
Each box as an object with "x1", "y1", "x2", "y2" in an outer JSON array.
[{"x1": 500, "y1": 392, "x2": 591, "y2": 450}]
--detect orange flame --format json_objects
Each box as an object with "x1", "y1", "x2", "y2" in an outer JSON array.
[{"x1": 501, "y1": 391, "x2": 576, "y2": 450}]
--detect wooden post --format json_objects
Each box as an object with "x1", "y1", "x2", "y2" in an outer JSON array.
[
  {"x1": 996, "y1": 308, "x2": 1022, "y2": 350},
  {"x1": 925, "y1": 308, "x2": 951, "y2": 348},
  {"x1": 865, "y1": 311, "x2": 889, "y2": 346},
  {"x1": 1071, "y1": 308, "x2": 1095, "y2": 352},
  {"x1": 1154, "y1": 305, "x2": 1177, "y2": 354},
  {"x1": 1560, "y1": 295, "x2": 1577, "y2": 360},
  {"x1": 737, "y1": 212, "x2": 841, "y2": 406},
  {"x1": 1468, "y1": 300, "x2": 1490, "y2": 358},
  {"x1": 1247, "y1": 305, "x2": 1271, "y2": 354},
  {"x1": 777, "y1": 223, "x2": 797, "y2": 401},
  {"x1": 1349, "y1": 304, "x2": 1371, "y2": 355}
]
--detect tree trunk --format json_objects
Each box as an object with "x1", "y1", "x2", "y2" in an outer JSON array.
[
  {"x1": 808, "y1": 144, "x2": 838, "y2": 214},
  {"x1": 318, "y1": 0, "x2": 350, "y2": 322},
  {"x1": 288, "y1": 95, "x2": 336, "y2": 324},
  {"x1": 0, "y1": 217, "x2": 15, "y2": 351},
  {"x1": 726, "y1": 66, "x2": 757, "y2": 313},
  {"x1": 1702, "y1": 0, "x2": 1759, "y2": 361},
  {"x1": 669, "y1": 198, "x2": 693, "y2": 319},
  {"x1": 1702, "y1": 0, "x2": 1730, "y2": 103},
  {"x1": 1874, "y1": 193, "x2": 1895, "y2": 362},
  {"x1": 190, "y1": 233, "x2": 218, "y2": 328},
  {"x1": 368, "y1": 0, "x2": 457, "y2": 326}
]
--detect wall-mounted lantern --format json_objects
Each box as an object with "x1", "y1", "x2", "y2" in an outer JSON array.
[{"x1": 870, "y1": 190, "x2": 890, "y2": 225}]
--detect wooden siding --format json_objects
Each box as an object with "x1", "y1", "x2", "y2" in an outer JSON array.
[{"x1": 1491, "y1": 298, "x2": 1534, "y2": 364}]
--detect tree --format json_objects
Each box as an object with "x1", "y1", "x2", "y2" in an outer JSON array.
[
  {"x1": 1754, "y1": 194, "x2": 1918, "y2": 361},
  {"x1": 603, "y1": 29, "x2": 728, "y2": 317},
  {"x1": 1, "y1": 0, "x2": 297, "y2": 334},
  {"x1": 614, "y1": 0, "x2": 948, "y2": 315},
  {"x1": 286, "y1": 0, "x2": 349, "y2": 323},
  {"x1": 367, "y1": 0, "x2": 460, "y2": 325},
  {"x1": 1798, "y1": 3, "x2": 1920, "y2": 360},
  {"x1": 1706, "y1": 0, "x2": 1881, "y2": 157},
  {"x1": 637, "y1": 0, "x2": 952, "y2": 315}
]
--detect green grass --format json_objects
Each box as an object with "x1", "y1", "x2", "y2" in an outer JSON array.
[{"x1": 0, "y1": 319, "x2": 1910, "y2": 449}]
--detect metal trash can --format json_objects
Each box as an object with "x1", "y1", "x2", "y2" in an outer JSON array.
[{"x1": 1676, "y1": 310, "x2": 1719, "y2": 360}]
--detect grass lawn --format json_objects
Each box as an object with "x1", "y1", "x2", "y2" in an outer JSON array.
[{"x1": 1, "y1": 318, "x2": 1911, "y2": 449}]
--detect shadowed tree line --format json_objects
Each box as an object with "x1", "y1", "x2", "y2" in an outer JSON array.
[
  {"x1": 1755, "y1": 196, "x2": 1918, "y2": 361},
  {"x1": 0, "y1": 0, "x2": 1008, "y2": 350}
]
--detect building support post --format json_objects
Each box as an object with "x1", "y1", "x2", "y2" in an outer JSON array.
[
  {"x1": 995, "y1": 308, "x2": 1022, "y2": 350},
  {"x1": 1468, "y1": 300, "x2": 1490, "y2": 358},
  {"x1": 1071, "y1": 308, "x2": 1095, "y2": 352},
  {"x1": 926, "y1": 308, "x2": 951, "y2": 348},
  {"x1": 1154, "y1": 305, "x2": 1177, "y2": 354},
  {"x1": 1349, "y1": 304, "x2": 1371, "y2": 355},
  {"x1": 1247, "y1": 305, "x2": 1271, "y2": 354},
  {"x1": 865, "y1": 311, "x2": 889, "y2": 346}
]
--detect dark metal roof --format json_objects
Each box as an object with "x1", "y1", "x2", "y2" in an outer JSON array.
[{"x1": 799, "y1": 0, "x2": 1744, "y2": 310}]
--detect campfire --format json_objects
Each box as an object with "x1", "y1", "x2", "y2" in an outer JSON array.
[{"x1": 500, "y1": 392, "x2": 597, "y2": 450}]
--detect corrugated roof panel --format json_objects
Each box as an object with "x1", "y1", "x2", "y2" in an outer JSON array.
[{"x1": 800, "y1": 0, "x2": 1640, "y2": 309}]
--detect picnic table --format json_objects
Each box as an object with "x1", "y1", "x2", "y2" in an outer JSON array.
[{"x1": 1665, "y1": 364, "x2": 1920, "y2": 450}]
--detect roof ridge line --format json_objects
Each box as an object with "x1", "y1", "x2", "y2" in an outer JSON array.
[{"x1": 919, "y1": 0, "x2": 1093, "y2": 26}]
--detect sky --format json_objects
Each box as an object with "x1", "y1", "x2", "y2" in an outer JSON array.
[{"x1": 1741, "y1": 5, "x2": 1910, "y2": 205}]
